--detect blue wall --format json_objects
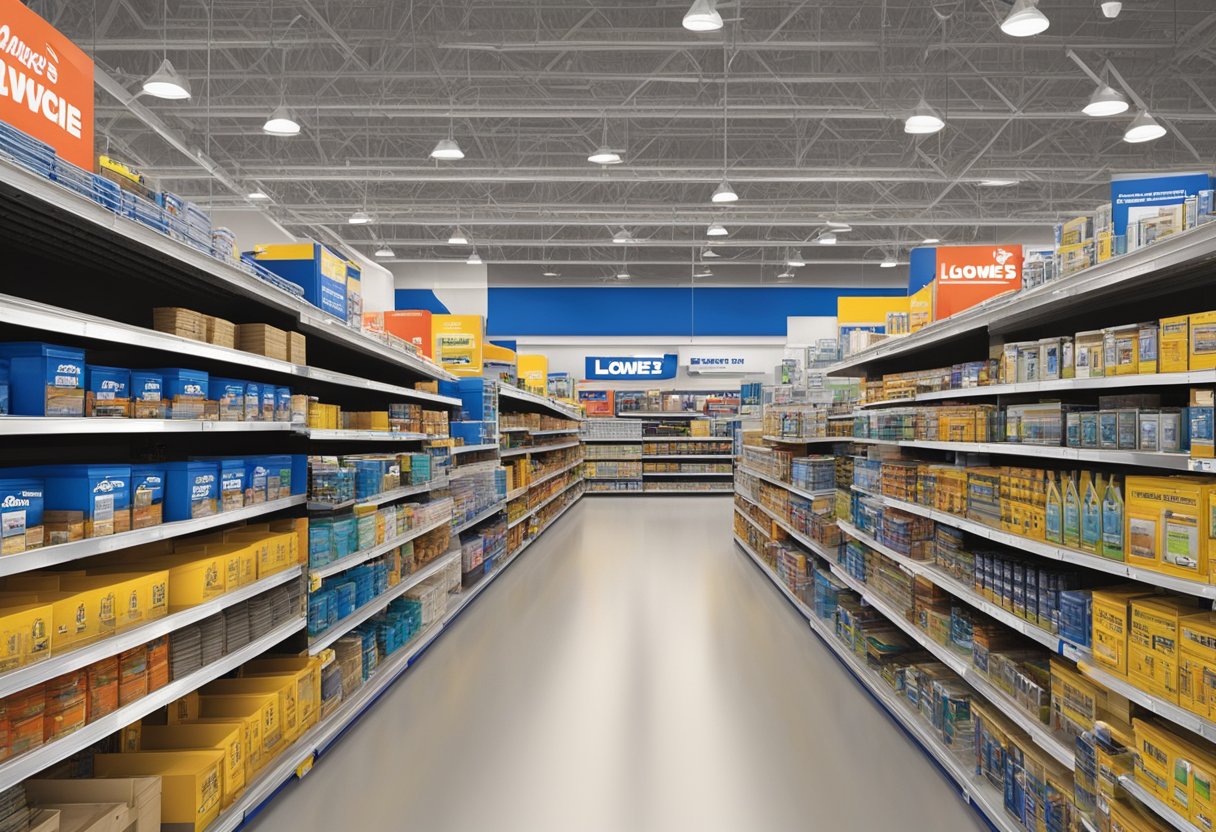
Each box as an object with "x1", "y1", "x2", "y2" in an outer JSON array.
[
  {"x1": 485, "y1": 286, "x2": 905, "y2": 337},
  {"x1": 394, "y1": 290, "x2": 449, "y2": 314}
]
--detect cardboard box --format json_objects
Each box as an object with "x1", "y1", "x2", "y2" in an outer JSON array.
[
  {"x1": 0, "y1": 601, "x2": 52, "y2": 670},
  {"x1": 93, "y1": 751, "x2": 224, "y2": 832},
  {"x1": 235, "y1": 324, "x2": 288, "y2": 362},
  {"x1": 55, "y1": 804, "x2": 126, "y2": 832},
  {"x1": 1161, "y1": 315, "x2": 1190, "y2": 374},
  {"x1": 152, "y1": 308, "x2": 207, "y2": 342},
  {"x1": 287, "y1": 331, "x2": 307, "y2": 366},
  {"x1": 1193, "y1": 311, "x2": 1216, "y2": 371},
  {"x1": 240, "y1": 656, "x2": 322, "y2": 731},
  {"x1": 1125, "y1": 475, "x2": 1216, "y2": 579},
  {"x1": 364, "y1": 311, "x2": 432, "y2": 358},
  {"x1": 200, "y1": 676, "x2": 301, "y2": 744},
  {"x1": 138, "y1": 723, "x2": 245, "y2": 807},
  {"x1": 1091, "y1": 586, "x2": 1156, "y2": 676},
  {"x1": 1129, "y1": 597, "x2": 1206, "y2": 702},
  {"x1": 26, "y1": 776, "x2": 160, "y2": 832},
  {"x1": 171, "y1": 692, "x2": 282, "y2": 766},
  {"x1": 203, "y1": 316, "x2": 235, "y2": 350}
]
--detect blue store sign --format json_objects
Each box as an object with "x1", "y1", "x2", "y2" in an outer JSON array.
[{"x1": 584, "y1": 354, "x2": 678, "y2": 380}]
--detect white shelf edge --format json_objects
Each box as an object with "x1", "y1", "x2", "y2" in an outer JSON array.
[
  {"x1": 497, "y1": 386, "x2": 583, "y2": 420},
  {"x1": 1082, "y1": 661, "x2": 1216, "y2": 746},
  {"x1": 0, "y1": 496, "x2": 305, "y2": 578},
  {"x1": 847, "y1": 437, "x2": 1192, "y2": 471},
  {"x1": 733, "y1": 536, "x2": 1024, "y2": 832},
  {"x1": 452, "y1": 500, "x2": 507, "y2": 535},
  {"x1": 450, "y1": 443, "x2": 500, "y2": 456},
  {"x1": 525, "y1": 459, "x2": 585, "y2": 490},
  {"x1": 507, "y1": 477, "x2": 584, "y2": 529},
  {"x1": 530, "y1": 428, "x2": 580, "y2": 436},
  {"x1": 736, "y1": 465, "x2": 834, "y2": 501},
  {"x1": 641, "y1": 488, "x2": 733, "y2": 494},
  {"x1": 1118, "y1": 775, "x2": 1200, "y2": 832},
  {"x1": 308, "y1": 514, "x2": 454, "y2": 580},
  {"x1": 0, "y1": 417, "x2": 295, "y2": 436},
  {"x1": 642, "y1": 471, "x2": 734, "y2": 477},
  {"x1": 642, "y1": 435, "x2": 732, "y2": 442},
  {"x1": 307, "y1": 550, "x2": 460, "y2": 654},
  {"x1": 296, "y1": 428, "x2": 434, "y2": 442},
  {"x1": 499, "y1": 438, "x2": 582, "y2": 458},
  {"x1": 851, "y1": 487, "x2": 1216, "y2": 600},
  {"x1": 307, "y1": 480, "x2": 447, "y2": 513},
  {"x1": 0, "y1": 616, "x2": 304, "y2": 792},
  {"x1": 580, "y1": 437, "x2": 644, "y2": 443},
  {"x1": 760, "y1": 435, "x2": 850, "y2": 444},
  {"x1": 642, "y1": 454, "x2": 734, "y2": 460}
]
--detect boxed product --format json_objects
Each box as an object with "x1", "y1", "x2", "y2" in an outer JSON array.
[
  {"x1": 24, "y1": 775, "x2": 162, "y2": 832},
  {"x1": 248, "y1": 242, "x2": 347, "y2": 321},
  {"x1": 0, "y1": 478, "x2": 45, "y2": 553},
  {"x1": 208, "y1": 379, "x2": 250, "y2": 422},
  {"x1": 1192, "y1": 311, "x2": 1216, "y2": 371},
  {"x1": 236, "y1": 324, "x2": 288, "y2": 362},
  {"x1": 1192, "y1": 388, "x2": 1214, "y2": 459},
  {"x1": 287, "y1": 332, "x2": 306, "y2": 365},
  {"x1": 1091, "y1": 586, "x2": 1156, "y2": 676},
  {"x1": 1128, "y1": 596, "x2": 1206, "y2": 701},
  {"x1": 204, "y1": 315, "x2": 235, "y2": 350},
  {"x1": 85, "y1": 365, "x2": 130, "y2": 418},
  {"x1": 275, "y1": 388, "x2": 291, "y2": 422},
  {"x1": 155, "y1": 548, "x2": 241, "y2": 604},
  {"x1": 1178, "y1": 614, "x2": 1216, "y2": 719},
  {"x1": 1074, "y1": 330, "x2": 1105, "y2": 379},
  {"x1": 171, "y1": 691, "x2": 284, "y2": 763},
  {"x1": 0, "y1": 600, "x2": 52, "y2": 670},
  {"x1": 1160, "y1": 315, "x2": 1190, "y2": 374},
  {"x1": 244, "y1": 459, "x2": 269, "y2": 505},
  {"x1": 28, "y1": 464, "x2": 132, "y2": 539},
  {"x1": 129, "y1": 465, "x2": 165, "y2": 530},
  {"x1": 259, "y1": 385, "x2": 275, "y2": 422},
  {"x1": 153, "y1": 307, "x2": 207, "y2": 342},
  {"x1": 200, "y1": 674, "x2": 305, "y2": 743},
  {"x1": 1138, "y1": 322, "x2": 1160, "y2": 375},
  {"x1": 155, "y1": 368, "x2": 209, "y2": 420},
  {"x1": 0, "y1": 343, "x2": 85, "y2": 416},
  {"x1": 129, "y1": 370, "x2": 165, "y2": 419},
  {"x1": 239, "y1": 656, "x2": 323, "y2": 731},
  {"x1": 363, "y1": 310, "x2": 432, "y2": 358},
  {"x1": 190, "y1": 458, "x2": 246, "y2": 513},
  {"x1": 163, "y1": 461, "x2": 219, "y2": 522},
  {"x1": 137, "y1": 722, "x2": 246, "y2": 807},
  {"x1": 93, "y1": 750, "x2": 225, "y2": 832},
  {"x1": 1125, "y1": 475, "x2": 1216, "y2": 579}
]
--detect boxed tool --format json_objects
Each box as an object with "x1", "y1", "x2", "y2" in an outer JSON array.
[
  {"x1": 155, "y1": 368, "x2": 210, "y2": 420},
  {"x1": 1125, "y1": 475, "x2": 1216, "y2": 579},
  {"x1": 0, "y1": 343, "x2": 85, "y2": 417},
  {"x1": 137, "y1": 722, "x2": 246, "y2": 807},
  {"x1": 1192, "y1": 311, "x2": 1216, "y2": 371},
  {"x1": 1160, "y1": 314, "x2": 1190, "y2": 374},
  {"x1": 204, "y1": 315, "x2": 235, "y2": 350},
  {"x1": 17, "y1": 464, "x2": 133, "y2": 539},
  {"x1": 152, "y1": 307, "x2": 208, "y2": 342},
  {"x1": 84, "y1": 365, "x2": 131, "y2": 418},
  {"x1": 130, "y1": 370, "x2": 165, "y2": 419},
  {"x1": 129, "y1": 465, "x2": 165, "y2": 530},
  {"x1": 248, "y1": 242, "x2": 348, "y2": 321},
  {"x1": 163, "y1": 461, "x2": 219, "y2": 521},
  {"x1": 236, "y1": 323, "x2": 288, "y2": 362},
  {"x1": 1128, "y1": 596, "x2": 1207, "y2": 702},
  {"x1": 0, "y1": 478, "x2": 44, "y2": 554},
  {"x1": 173, "y1": 690, "x2": 285, "y2": 759}
]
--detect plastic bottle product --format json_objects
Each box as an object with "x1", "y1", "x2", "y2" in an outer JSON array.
[
  {"x1": 1101, "y1": 476, "x2": 1125, "y2": 561},
  {"x1": 1045, "y1": 473, "x2": 1063, "y2": 545},
  {"x1": 1081, "y1": 472, "x2": 1103, "y2": 554},
  {"x1": 1063, "y1": 473, "x2": 1081, "y2": 550}
]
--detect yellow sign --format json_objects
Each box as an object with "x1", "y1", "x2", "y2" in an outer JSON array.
[
  {"x1": 432, "y1": 314, "x2": 485, "y2": 376},
  {"x1": 517, "y1": 354, "x2": 549, "y2": 394},
  {"x1": 909, "y1": 284, "x2": 934, "y2": 333}
]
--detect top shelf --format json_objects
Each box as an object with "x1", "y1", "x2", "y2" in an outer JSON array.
[
  {"x1": 616, "y1": 412, "x2": 705, "y2": 419},
  {"x1": 0, "y1": 157, "x2": 453, "y2": 384},
  {"x1": 827, "y1": 221, "x2": 1216, "y2": 377},
  {"x1": 498, "y1": 386, "x2": 582, "y2": 421}
]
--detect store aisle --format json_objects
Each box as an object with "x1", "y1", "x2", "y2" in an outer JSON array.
[{"x1": 247, "y1": 497, "x2": 985, "y2": 832}]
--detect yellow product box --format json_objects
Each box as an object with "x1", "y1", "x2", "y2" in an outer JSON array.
[
  {"x1": 201, "y1": 676, "x2": 301, "y2": 744},
  {"x1": 71, "y1": 570, "x2": 170, "y2": 629},
  {"x1": 172, "y1": 714, "x2": 264, "y2": 781},
  {"x1": 1110, "y1": 797, "x2": 1172, "y2": 832},
  {"x1": 1192, "y1": 311, "x2": 1216, "y2": 371},
  {"x1": 1179, "y1": 615, "x2": 1216, "y2": 720},
  {"x1": 1129, "y1": 597, "x2": 1206, "y2": 702},
  {"x1": 1106, "y1": 324, "x2": 1141, "y2": 375},
  {"x1": 137, "y1": 722, "x2": 246, "y2": 808},
  {"x1": 240, "y1": 656, "x2": 323, "y2": 731},
  {"x1": 1050, "y1": 659, "x2": 1102, "y2": 736},
  {"x1": 93, "y1": 750, "x2": 224, "y2": 832},
  {"x1": 1161, "y1": 315, "x2": 1191, "y2": 374},
  {"x1": 1192, "y1": 756, "x2": 1216, "y2": 831},
  {"x1": 1133, "y1": 718, "x2": 1182, "y2": 804},
  {"x1": 0, "y1": 602, "x2": 52, "y2": 671},
  {"x1": 1125, "y1": 476, "x2": 1216, "y2": 580},
  {"x1": 1097, "y1": 230, "x2": 1115, "y2": 263},
  {"x1": 172, "y1": 691, "x2": 283, "y2": 764},
  {"x1": 1096, "y1": 740, "x2": 1135, "y2": 804},
  {"x1": 269, "y1": 518, "x2": 307, "y2": 566},
  {"x1": 4, "y1": 574, "x2": 153, "y2": 650},
  {"x1": 226, "y1": 531, "x2": 295, "y2": 577},
  {"x1": 1092, "y1": 586, "x2": 1157, "y2": 676},
  {"x1": 1075, "y1": 330, "x2": 1106, "y2": 379},
  {"x1": 154, "y1": 549, "x2": 240, "y2": 606}
]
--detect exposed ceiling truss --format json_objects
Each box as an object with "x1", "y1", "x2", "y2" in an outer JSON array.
[{"x1": 43, "y1": 0, "x2": 1216, "y2": 278}]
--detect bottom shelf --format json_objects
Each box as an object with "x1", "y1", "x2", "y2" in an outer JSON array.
[
  {"x1": 733, "y1": 535, "x2": 1021, "y2": 832},
  {"x1": 211, "y1": 495, "x2": 581, "y2": 832}
]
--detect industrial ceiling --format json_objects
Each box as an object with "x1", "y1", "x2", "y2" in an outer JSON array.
[{"x1": 45, "y1": 0, "x2": 1216, "y2": 281}]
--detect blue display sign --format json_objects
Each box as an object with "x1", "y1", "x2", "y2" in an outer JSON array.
[
  {"x1": 907, "y1": 247, "x2": 937, "y2": 294},
  {"x1": 584, "y1": 354, "x2": 678, "y2": 380},
  {"x1": 1111, "y1": 171, "x2": 1212, "y2": 236}
]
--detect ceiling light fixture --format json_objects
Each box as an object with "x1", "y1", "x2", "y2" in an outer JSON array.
[
  {"x1": 683, "y1": 0, "x2": 723, "y2": 32},
  {"x1": 1001, "y1": 0, "x2": 1050, "y2": 36},
  {"x1": 694, "y1": 267, "x2": 714, "y2": 278},
  {"x1": 431, "y1": 138, "x2": 465, "y2": 161},
  {"x1": 588, "y1": 118, "x2": 623, "y2": 165},
  {"x1": 448, "y1": 228, "x2": 469, "y2": 246},
  {"x1": 904, "y1": 100, "x2": 945, "y2": 135},
  {"x1": 612, "y1": 228, "x2": 633, "y2": 244},
  {"x1": 825, "y1": 220, "x2": 852, "y2": 231},
  {"x1": 776, "y1": 271, "x2": 794, "y2": 283},
  {"x1": 817, "y1": 231, "x2": 837, "y2": 245},
  {"x1": 466, "y1": 252, "x2": 483, "y2": 266},
  {"x1": 143, "y1": 58, "x2": 191, "y2": 100},
  {"x1": 786, "y1": 251, "x2": 806, "y2": 268},
  {"x1": 616, "y1": 270, "x2": 631, "y2": 280},
  {"x1": 1100, "y1": 1, "x2": 1122, "y2": 18},
  {"x1": 1083, "y1": 84, "x2": 1130, "y2": 117},
  {"x1": 247, "y1": 191, "x2": 269, "y2": 201},
  {"x1": 374, "y1": 244, "x2": 395, "y2": 258},
  {"x1": 348, "y1": 211, "x2": 373, "y2": 225},
  {"x1": 702, "y1": 248, "x2": 721, "y2": 259},
  {"x1": 880, "y1": 257, "x2": 898, "y2": 268},
  {"x1": 711, "y1": 179, "x2": 738, "y2": 204},
  {"x1": 1123, "y1": 111, "x2": 1166, "y2": 143},
  {"x1": 262, "y1": 105, "x2": 300, "y2": 136},
  {"x1": 922, "y1": 237, "x2": 941, "y2": 245},
  {"x1": 542, "y1": 267, "x2": 560, "y2": 278},
  {"x1": 706, "y1": 222, "x2": 729, "y2": 237},
  {"x1": 979, "y1": 178, "x2": 1019, "y2": 187}
]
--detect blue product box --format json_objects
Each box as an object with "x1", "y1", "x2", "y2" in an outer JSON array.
[
  {"x1": 15, "y1": 464, "x2": 132, "y2": 538},
  {"x1": 245, "y1": 458, "x2": 269, "y2": 505},
  {"x1": 456, "y1": 378, "x2": 497, "y2": 422},
  {"x1": 451, "y1": 421, "x2": 487, "y2": 445},
  {"x1": 0, "y1": 359, "x2": 8, "y2": 415},
  {"x1": 191, "y1": 458, "x2": 246, "y2": 512},
  {"x1": 263, "y1": 455, "x2": 293, "y2": 501},
  {"x1": 246, "y1": 242, "x2": 348, "y2": 321},
  {"x1": 1058, "y1": 590, "x2": 1092, "y2": 647},
  {"x1": 0, "y1": 343, "x2": 85, "y2": 416},
  {"x1": 437, "y1": 380, "x2": 460, "y2": 400},
  {"x1": 240, "y1": 381, "x2": 260, "y2": 422},
  {"x1": 154, "y1": 368, "x2": 209, "y2": 420},
  {"x1": 0, "y1": 478, "x2": 44, "y2": 553},
  {"x1": 291, "y1": 454, "x2": 307, "y2": 496},
  {"x1": 129, "y1": 465, "x2": 165, "y2": 530},
  {"x1": 208, "y1": 379, "x2": 248, "y2": 421},
  {"x1": 260, "y1": 385, "x2": 276, "y2": 422},
  {"x1": 275, "y1": 388, "x2": 291, "y2": 422},
  {"x1": 163, "y1": 461, "x2": 219, "y2": 521},
  {"x1": 129, "y1": 371, "x2": 164, "y2": 419}
]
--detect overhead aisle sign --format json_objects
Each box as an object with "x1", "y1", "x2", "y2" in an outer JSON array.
[
  {"x1": 0, "y1": 0, "x2": 94, "y2": 169},
  {"x1": 584, "y1": 354, "x2": 677, "y2": 381},
  {"x1": 933, "y1": 245, "x2": 1023, "y2": 319},
  {"x1": 678, "y1": 347, "x2": 766, "y2": 374}
]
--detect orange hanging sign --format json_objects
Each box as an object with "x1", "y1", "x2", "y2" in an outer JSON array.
[
  {"x1": 0, "y1": 0, "x2": 94, "y2": 170},
  {"x1": 933, "y1": 245, "x2": 1023, "y2": 319}
]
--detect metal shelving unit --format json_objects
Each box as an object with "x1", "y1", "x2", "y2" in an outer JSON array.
[
  {"x1": 497, "y1": 386, "x2": 582, "y2": 420},
  {"x1": 850, "y1": 438, "x2": 1192, "y2": 471},
  {"x1": 0, "y1": 417, "x2": 295, "y2": 436},
  {"x1": 296, "y1": 428, "x2": 434, "y2": 442},
  {"x1": 642, "y1": 471, "x2": 733, "y2": 477},
  {"x1": 306, "y1": 480, "x2": 446, "y2": 513},
  {"x1": 507, "y1": 477, "x2": 584, "y2": 530},
  {"x1": 499, "y1": 438, "x2": 582, "y2": 458},
  {"x1": 452, "y1": 500, "x2": 507, "y2": 535},
  {"x1": 450, "y1": 442, "x2": 500, "y2": 456},
  {"x1": 308, "y1": 515, "x2": 454, "y2": 581},
  {"x1": 1117, "y1": 776, "x2": 1199, "y2": 832},
  {"x1": 736, "y1": 466, "x2": 834, "y2": 502}
]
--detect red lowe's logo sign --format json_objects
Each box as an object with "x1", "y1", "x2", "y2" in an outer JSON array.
[{"x1": 934, "y1": 245, "x2": 1023, "y2": 319}]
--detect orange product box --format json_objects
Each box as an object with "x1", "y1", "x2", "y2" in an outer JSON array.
[
  {"x1": 364, "y1": 310, "x2": 433, "y2": 357},
  {"x1": 43, "y1": 670, "x2": 87, "y2": 741},
  {"x1": 86, "y1": 656, "x2": 120, "y2": 722},
  {"x1": 118, "y1": 645, "x2": 149, "y2": 706}
]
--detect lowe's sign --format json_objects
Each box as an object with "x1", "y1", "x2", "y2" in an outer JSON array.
[{"x1": 585, "y1": 354, "x2": 677, "y2": 381}]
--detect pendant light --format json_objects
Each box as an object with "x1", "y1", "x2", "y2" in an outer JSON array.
[
  {"x1": 1123, "y1": 111, "x2": 1166, "y2": 143},
  {"x1": 432, "y1": 102, "x2": 465, "y2": 160},
  {"x1": 1101, "y1": 2, "x2": 1122, "y2": 18},
  {"x1": 247, "y1": 191, "x2": 269, "y2": 201},
  {"x1": 616, "y1": 270, "x2": 631, "y2": 280},
  {"x1": 694, "y1": 266, "x2": 714, "y2": 278},
  {"x1": 701, "y1": 247, "x2": 721, "y2": 259},
  {"x1": 542, "y1": 267, "x2": 560, "y2": 278},
  {"x1": 466, "y1": 251, "x2": 483, "y2": 265},
  {"x1": 817, "y1": 231, "x2": 837, "y2": 245},
  {"x1": 348, "y1": 211, "x2": 373, "y2": 225},
  {"x1": 374, "y1": 244, "x2": 395, "y2": 258},
  {"x1": 588, "y1": 119, "x2": 623, "y2": 165},
  {"x1": 1083, "y1": 84, "x2": 1129, "y2": 117},
  {"x1": 880, "y1": 257, "x2": 898, "y2": 268},
  {"x1": 979, "y1": 178, "x2": 1019, "y2": 187},
  {"x1": 786, "y1": 250, "x2": 806, "y2": 268},
  {"x1": 905, "y1": 100, "x2": 945, "y2": 135},
  {"x1": 683, "y1": 0, "x2": 723, "y2": 32},
  {"x1": 448, "y1": 228, "x2": 469, "y2": 246},
  {"x1": 612, "y1": 228, "x2": 633, "y2": 244},
  {"x1": 922, "y1": 237, "x2": 941, "y2": 244},
  {"x1": 263, "y1": 105, "x2": 300, "y2": 136},
  {"x1": 1000, "y1": 0, "x2": 1050, "y2": 37},
  {"x1": 711, "y1": 43, "x2": 738, "y2": 204},
  {"x1": 711, "y1": 179, "x2": 738, "y2": 204},
  {"x1": 706, "y1": 222, "x2": 728, "y2": 237},
  {"x1": 143, "y1": 1, "x2": 191, "y2": 99},
  {"x1": 824, "y1": 220, "x2": 852, "y2": 231}
]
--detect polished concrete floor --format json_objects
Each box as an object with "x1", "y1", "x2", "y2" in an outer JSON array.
[{"x1": 247, "y1": 496, "x2": 986, "y2": 832}]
